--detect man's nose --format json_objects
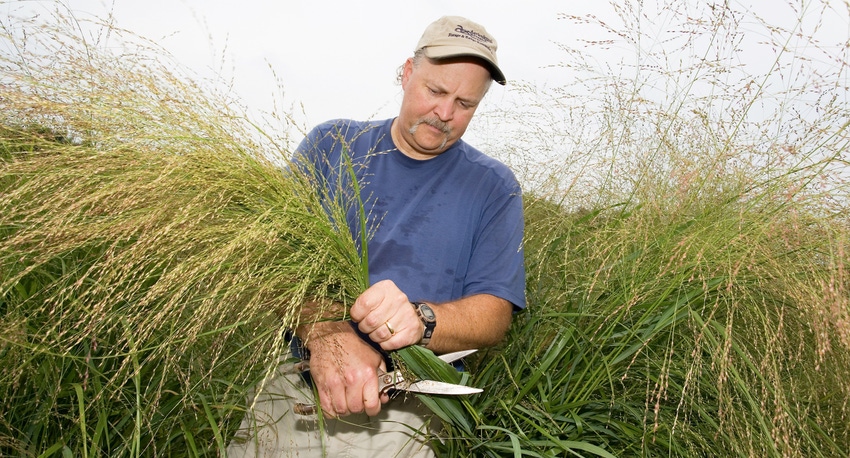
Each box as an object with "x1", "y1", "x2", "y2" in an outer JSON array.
[{"x1": 433, "y1": 99, "x2": 454, "y2": 122}]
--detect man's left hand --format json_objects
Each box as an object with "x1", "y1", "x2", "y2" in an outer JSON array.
[{"x1": 350, "y1": 279, "x2": 424, "y2": 351}]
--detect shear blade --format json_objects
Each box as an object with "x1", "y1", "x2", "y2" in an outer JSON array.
[
  {"x1": 437, "y1": 348, "x2": 477, "y2": 364},
  {"x1": 403, "y1": 379, "x2": 483, "y2": 395}
]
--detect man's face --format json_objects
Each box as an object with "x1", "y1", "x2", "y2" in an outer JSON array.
[{"x1": 394, "y1": 56, "x2": 491, "y2": 159}]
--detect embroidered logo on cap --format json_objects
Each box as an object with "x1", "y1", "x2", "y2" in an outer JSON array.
[{"x1": 449, "y1": 24, "x2": 495, "y2": 52}]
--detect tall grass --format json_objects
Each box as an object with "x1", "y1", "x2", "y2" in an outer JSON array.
[
  {"x1": 0, "y1": 7, "x2": 470, "y2": 455},
  {"x1": 0, "y1": 9, "x2": 367, "y2": 455},
  {"x1": 2, "y1": 1, "x2": 850, "y2": 457},
  {"x1": 454, "y1": 1, "x2": 850, "y2": 456}
]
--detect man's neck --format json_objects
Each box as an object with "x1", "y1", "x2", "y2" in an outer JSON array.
[{"x1": 390, "y1": 118, "x2": 436, "y2": 161}]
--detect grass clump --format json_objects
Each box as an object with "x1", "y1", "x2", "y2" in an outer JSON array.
[
  {"x1": 451, "y1": 1, "x2": 850, "y2": 456},
  {"x1": 1, "y1": 9, "x2": 364, "y2": 456}
]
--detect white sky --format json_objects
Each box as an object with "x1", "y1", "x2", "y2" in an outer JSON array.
[
  {"x1": 4, "y1": 0, "x2": 849, "y2": 143},
  {"x1": 14, "y1": 0, "x2": 598, "y2": 127}
]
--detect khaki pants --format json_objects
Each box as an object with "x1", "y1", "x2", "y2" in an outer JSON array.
[{"x1": 226, "y1": 354, "x2": 439, "y2": 457}]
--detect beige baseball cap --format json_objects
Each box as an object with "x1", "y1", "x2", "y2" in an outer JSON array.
[{"x1": 415, "y1": 16, "x2": 506, "y2": 85}]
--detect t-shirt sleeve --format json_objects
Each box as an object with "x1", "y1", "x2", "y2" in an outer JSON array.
[
  {"x1": 291, "y1": 120, "x2": 338, "y2": 178},
  {"x1": 464, "y1": 178, "x2": 526, "y2": 310}
]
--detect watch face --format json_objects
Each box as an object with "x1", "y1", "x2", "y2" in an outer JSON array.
[{"x1": 420, "y1": 304, "x2": 436, "y2": 321}]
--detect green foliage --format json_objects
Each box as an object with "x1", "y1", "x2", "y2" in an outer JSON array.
[
  {"x1": 449, "y1": 188, "x2": 850, "y2": 457},
  {"x1": 0, "y1": 127, "x2": 365, "y2": 455},
  {"x1": 3, "y1": 1, "x2": 850, "y2": 457},
  {"x1": 0, "y1": 17, "x2": 368, "y2": 450},
  {"x1": 428, "y1": 1, "x2": 850, "y2": 455}
]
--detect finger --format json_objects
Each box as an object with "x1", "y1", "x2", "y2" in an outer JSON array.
[
  {"x1": 351, "y1": 280, "x2": 408, "y2": 325},
  {"x1": 317, "y1": 388, "x2": 339, "y2": 419},
  {"x1": 349, "y1": 296, "x2": 370, "y2": 323},
  {"x1": 332, "y1": 393, "x2": 349, "y2": 418},
  {"x1": 367, "y1": 322, "x2": 396, "y2": 344},
  {"x1": 376, "y1": 314, "x2": 422, "y2": 351},
  {"x1": 354, "y1": 301, "x2": 395, "y2": 334},
  {"x1": 362, "y1": 371, "x2": 382, "y2": 416},
  {"x1": 346, "y1": 381, "x2": 365, "y2": 415},
  {"x1": 350, "y1": 289, "x2": 387, "y2": 323},
  {"x1": 376, "y1": 360, "x2": 390, "y2": 405},
  {"x1": 321, "y1": 379, "x2": 349, "y2": 418}
]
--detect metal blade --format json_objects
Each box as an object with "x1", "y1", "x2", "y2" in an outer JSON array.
[
  {"x1": 401, "y1": 379, "x2": 483, "y2": 395},
  {"x1": 437, "y1": 349, "x2": 478, "y2": 364}
]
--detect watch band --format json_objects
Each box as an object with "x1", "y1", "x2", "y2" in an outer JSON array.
[{"x1": 411, "y1": 301, "x2": 436, "y2": 347}]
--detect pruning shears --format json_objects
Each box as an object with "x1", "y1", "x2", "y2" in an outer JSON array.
[{"x1": 293, "y1": 349, "x2": 482, "y2": 415}]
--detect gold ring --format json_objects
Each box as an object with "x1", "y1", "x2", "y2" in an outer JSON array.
[{"x1": 385, "y1": 321, "x2": 395, "y2": 335}]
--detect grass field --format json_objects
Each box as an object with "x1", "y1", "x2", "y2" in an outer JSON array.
[{"x1": 2, "y1": 1, "x2": 849, "y2": 456}]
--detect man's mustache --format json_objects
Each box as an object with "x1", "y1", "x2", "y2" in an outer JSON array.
[{"x1": 411, "y1": 117, "x2": 450, "y2": 135}]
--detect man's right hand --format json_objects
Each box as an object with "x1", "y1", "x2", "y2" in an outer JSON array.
[{"x1": 298, "y1": 321, "x2": 390, "y2": 417}]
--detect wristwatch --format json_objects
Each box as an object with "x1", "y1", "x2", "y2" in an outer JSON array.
[{"x1": 411, "y1": 301, "x2": 436, "y2": 347}]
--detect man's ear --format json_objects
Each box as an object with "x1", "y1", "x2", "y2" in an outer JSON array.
[{"x1": 401, "y1": 58, "x2": 415, "y2": 89}]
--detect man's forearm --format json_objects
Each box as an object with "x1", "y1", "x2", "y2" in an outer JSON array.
[
  {"x1": 299, "y1": 291, "x2": 514, "y2": 355},
  {"x1": 422, "y1": 294, "x2": 513, "y2": 354}
]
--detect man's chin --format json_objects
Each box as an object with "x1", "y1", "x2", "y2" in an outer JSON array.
[{"x1": 412, "y1": 134, "x2": 450, "y2": 154}]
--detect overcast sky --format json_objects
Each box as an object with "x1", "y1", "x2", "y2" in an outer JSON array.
[
  {"x1": 5, "y1": 0, "x2": 848, "y2": 139},
  {"x1": 15, "y1": 0, "x2": 597, "y2": 126}
]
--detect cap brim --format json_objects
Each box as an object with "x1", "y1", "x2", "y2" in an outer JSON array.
[{"x1": 423, "y1": 46, "x2": 506, "y2": 85}]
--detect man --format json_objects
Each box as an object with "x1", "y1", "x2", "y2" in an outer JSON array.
[{"x1": 228, "y1": 15, "x2": 525, "y2": 457}]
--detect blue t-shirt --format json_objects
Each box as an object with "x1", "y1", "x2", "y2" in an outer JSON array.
[{"x1": 295, "y1": 118, "x2": 526, "y2": 309}]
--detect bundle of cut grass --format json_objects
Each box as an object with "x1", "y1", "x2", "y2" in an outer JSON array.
[
  {"x1": 1, "y1": 7, "x2": 476, "y2": 455},
  {"x1": 0, "y1": 10, "x2": 370, "y2": 456}
]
